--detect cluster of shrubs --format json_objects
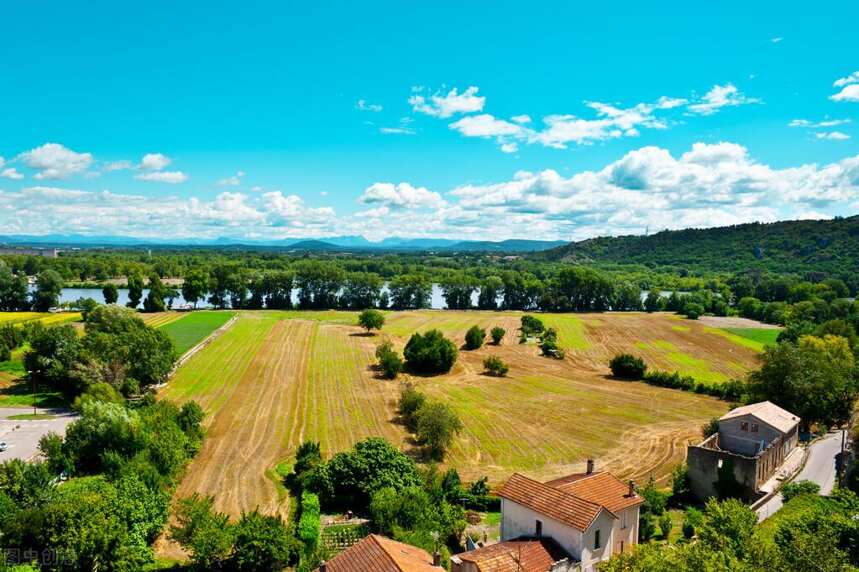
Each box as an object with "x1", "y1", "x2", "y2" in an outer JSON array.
[
  {"x1": 397, "y1": 386, "x2": 463, "y2": 460},
  {"x1": 608, "y1": 353, "x2": 745, "y2": 400}
]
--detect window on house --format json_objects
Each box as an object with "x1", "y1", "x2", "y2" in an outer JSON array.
[
  {"x1": 594, "y1": 529, "x2": 601, "y2": 550},
  {"x1": 621, "y1": 510, "x2": 627, "y2": 529},
  {"x1": 535, "y1": 519, "x2": 542, "y2": 538},
  {"x1": 740, "y1": 421, "x2": 749, "y2": 431},
  {"x1": 751, "y1": 423, "x2": 759, "y2": 433}
]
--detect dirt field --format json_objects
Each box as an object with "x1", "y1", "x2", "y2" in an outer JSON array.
[{"x1": 160, "y1": 310, "x2": 760, "y2": 520}]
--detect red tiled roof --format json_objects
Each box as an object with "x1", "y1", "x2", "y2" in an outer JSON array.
[
  {"x1": 495, "y1": 473, "x2": 609, "y2": 531},
  {"x1": 455, "y1": 538, "x2": 573, "y2": 572},
  {"x1": 545, "y1": 472, "x2": 642, "y2": 513},
  {"x1": 319, "y1": 534, "x2": 441, "y2": 572}
]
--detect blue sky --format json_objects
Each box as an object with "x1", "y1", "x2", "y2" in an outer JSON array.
[{"x1": 1, "y1": 0, "x2": 858, "y2": 241}]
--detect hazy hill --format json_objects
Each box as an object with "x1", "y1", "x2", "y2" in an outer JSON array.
[{"x1": 542, "y1": 216, "x2": 859, "y2": 274}]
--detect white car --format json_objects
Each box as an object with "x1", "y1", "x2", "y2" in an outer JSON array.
[{"x1": 0, "y1": 442, "x2": 7, "y2": 452}]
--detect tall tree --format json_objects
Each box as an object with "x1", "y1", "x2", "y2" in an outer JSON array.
[
  {"x1": 31, "y1": 269, "x2": 63, "y2": 312},
  {"x1": 181, "y1": 270, "x2": 209, "y2": 309}
]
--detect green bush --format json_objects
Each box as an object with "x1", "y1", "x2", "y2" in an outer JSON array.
[
  {"x1": 398, "y1": 386, "x2": 427, "y2": 432},
  {"x1": 520, "y1": 315, "x2": 544, "y2": 337},
  {"x1": 483, "y1": 356, "x2": 509, "y2": 377},
  {"x1": 415, "y1": 401, "x2": 463, "y2": 460},
  {"x1": 375, "y1": 341, "x2": 403, "y2": 379},
  {"x1": 609, "y1": 353, "x2": 647, "y2": 379},
  {"x1": 298, "y1": 492, "x2": 321, "y2": 548},
  {"x1": 464, "y1": 325, "x2": 486, "y2": 350},
  {"x1": 404, "y1": 329, "x2": 458, "y2": 374},
  {"x1": 0, "y1": 341, "x2": 10, "y2": 362},
  {"x1": 684, "y1": 302, "x2": 705, "y2": 320},
  {"x1": 781, "y1": 480, "x2": 820, "y2": 503},
  {"x1": 490, "y1": 326, "x2": 505, "y2": 345},
  {"x1": 658, "y1": 512, "x2": 673, "y2": 539}
]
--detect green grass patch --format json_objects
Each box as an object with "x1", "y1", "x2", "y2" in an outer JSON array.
[
  {"x1": 160, "y1": 311, "x2": 235, "y2": 355},
  {"x1": 7, "y1": 413, "x2": 56, "y2": 420},
  {"x1": 0, "y1": 381, "x2": 68, "y2": 408},
  {"x1": 756, "y1": 493, "x2": 830, "y2": 542},
  {"x1": 541, "y1": 314, "x2": 590, "y2": 350},
  {"x1": 639, "y1": 339, "x2": 728, "y2": 383},
  {"x1": 671, "y1": 325, "x2": 690, "y2": 332},
  {"x1": 703, "y1": 327, "x2": 777, "y2": 352}
]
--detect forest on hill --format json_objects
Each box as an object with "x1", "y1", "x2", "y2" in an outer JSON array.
[{"x1": 543, "y1": 216, "x2": 859, "y2": 275}]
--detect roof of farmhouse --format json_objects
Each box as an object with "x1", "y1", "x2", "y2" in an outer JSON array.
[
  {"x1": 317, "y1": 534, "x2": 441, "y2": 572},
  {"x1": 719, "y1": 400, "x2": 800, "y2": 433},
  {"x1": 495, "y1": 470, "x2": 641, "y2": 531}
]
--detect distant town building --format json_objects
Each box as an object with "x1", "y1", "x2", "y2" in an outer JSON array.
[
  {"x1": 317, "y1": 534, "x2": 443, "y2": 572},
  {"x1": 452, "y1": 462, "x2": 642, "y2": 572},
  {"x1": 687, "y1": 401, "x2": 800, "y2": 501},
  {"x1": 0, "y1": 247, "x2": 59, "y2": 258}
]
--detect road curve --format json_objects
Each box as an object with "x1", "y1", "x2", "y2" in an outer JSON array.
[{"x1": 756, "y1": 432, "x2": 842, "y2": 522}]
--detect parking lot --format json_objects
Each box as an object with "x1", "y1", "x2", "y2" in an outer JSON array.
[{"x1": 0, "y1": 408, "x2": 78, "y2": 461}]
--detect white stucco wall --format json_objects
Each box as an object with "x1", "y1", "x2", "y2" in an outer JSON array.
[
  {"x1": 610, "y1": 506, "x2": 639, "y2": 556},
  {"x1": 500, "y1": 498, "x2": 583, "y2": 558},
  {"x1": 578, "y1": 509, "x2": 615, "y2": 572}
]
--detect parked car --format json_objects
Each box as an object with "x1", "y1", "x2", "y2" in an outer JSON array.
[{"x1": 0, "y1": 442, "x2": 7, "y2": 452}]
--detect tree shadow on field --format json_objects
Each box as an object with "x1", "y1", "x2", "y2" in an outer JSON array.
[{"x1": 350, "y1": 331, "x2": 377, "y2": 337}]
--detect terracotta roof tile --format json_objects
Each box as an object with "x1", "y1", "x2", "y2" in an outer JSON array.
[
  {"x1": 545, "y1": 472, "x2": 642, "y2": 513},
  {"x1": 319, "y1": 534, "x2": 441, "y2": 572},
  {"x1": 495, "y1": 473, "x2": 608, "y2": 531},
  {"x1": 456, "y1": 538, "x2": 573, "y2": 572}
]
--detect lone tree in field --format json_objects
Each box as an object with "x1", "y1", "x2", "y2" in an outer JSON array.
[
  {"x1": 609, "y1": 353, "x2": 647, "y2": 379},
  {"x1": 375, "y1": 340, "x2": 403, "y2": 379},
  {"x1": 490, "y1": 326, "x2": 505, "y2": 345},
  {"x1": 403, "y1": 329, "x2": 458, "y2": 374},
  {"x1": 358, "y1": 309, "x2": 385, "y2": 334},
  {"x1": 464, "y1": 325, "x2": 486, "y2": 350},
  {"x1": 483, "y1": 355, "x2": 509, "y2": 377},
  {"x1": 415, "y1": 401, "x2": 463, "y2": 460}
]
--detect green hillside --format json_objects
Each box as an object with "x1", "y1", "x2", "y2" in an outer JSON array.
[{"x1": 542, "y1": 216, "x2": 859, "y2": 274}]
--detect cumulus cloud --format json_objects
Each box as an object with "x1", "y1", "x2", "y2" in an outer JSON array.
[
  {"x1": 1, "y1": 168, "x2": 24, "y2": 180},
  {"x1": 18, "y1": 143, "x2": 94, "y2": 179},
  {"x1": 140, "y1": 153, "x2": 171, "y2": 171},
  {"x1": 409, "y1": 86, "x2": 485, "y2": 118},
  {"x1": 831, "y1": 84, "x2": 859, "y2": 103},
  {"x1": 103, "y1": 160, "x2": 133, "y2": 172},
  {"x1": 356, "y1": 99, "x2": 383, "y2": 112},
  {"x1": 134, "y1": 171, "x2": 189, "y2": 184},
  {"x1": 833, "y1": 71, "x2": 859, "y2": 88},
  {"x1": 358, "y1": 182, "x2": 446, "y2": 209},
  {"x1": 789, "y1": 118, "x2": 850, "y2": 128},
  {"x1": 687, "y1": 84, "x2": 761, "y2": 115}
]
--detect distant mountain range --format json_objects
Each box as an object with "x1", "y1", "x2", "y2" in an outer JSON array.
[
  {"x1": 0, "y1": 233, "x2": 566, "y2": 253},
  {"x1": 541, "y1": 215, "x2": 859, "y2": 274}
]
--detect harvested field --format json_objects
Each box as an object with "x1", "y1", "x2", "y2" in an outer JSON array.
[
  {"x1": 139, "y1": 312, "x2": 185, "y2": 328},
  {"x1": 161, "y1": 310, "x2": 763, "y2": 519},
  {"x1": 0, "y1": 312, "x2": 81, "y2": 326}
]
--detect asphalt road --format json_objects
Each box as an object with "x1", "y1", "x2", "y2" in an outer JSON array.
[
  {"x1": 756, "y1": 432, "x2": 843, "y2": 521},
  {"x1": 0, "y1": 407, "x2": 78, "y2": 462}
]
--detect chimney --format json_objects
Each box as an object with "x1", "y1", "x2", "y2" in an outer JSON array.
[
  {"x1": 586, "y1": 459, "x2": 594, "y2": 474},
  {"x1": 319, "y1": 562, "x2": 326, "y2": 572},
  {"x1": 433, "y1": 551, "x2": 442, "y2": 567},
  {"x1": 628, "y1": 480, "x2": 635, "y2": 497}
]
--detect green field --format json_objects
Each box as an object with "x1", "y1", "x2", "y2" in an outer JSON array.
[
  {"x1": 705, "y1": 326, "x2": 780, "y2": 352},
  {"x1": 159, "y1": 311, "x2": 236, "y2": 355}
]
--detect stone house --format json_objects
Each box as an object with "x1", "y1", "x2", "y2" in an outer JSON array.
[
  {"x1": 451, "y1": 462, "x2": 642, "y2": 572},
  {"x1": 687, "y1": 401, "x2": 800, "y2": 501}
]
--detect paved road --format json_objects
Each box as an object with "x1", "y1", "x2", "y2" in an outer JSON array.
[
  {"x1": 756, "y1": 432, "x2": 843, "y2": 521},
  {"x1": 0, "y1": 407, "x2": 78, "y2": 462}
]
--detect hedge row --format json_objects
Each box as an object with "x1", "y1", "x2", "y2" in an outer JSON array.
[{"x1": 642, "y1": 370, "x2": 746, "y2": 401}]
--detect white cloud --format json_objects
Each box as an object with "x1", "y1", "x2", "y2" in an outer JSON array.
[
  {"x1": 379, "y1": 127, "x2": 416, "y2": 135},
  {"x1": 833, "y1": 71, "x2": 859, "y2": 87},
  {"x1": 103, "y1": 160, "x2": 133, "y2": 172},
  {"x1": 409, "y1": 86, "x2": 485, "y2": 118},
  {"x1": 358, "y1": 182, "x2": 445, "y2": 209},
  {"x1": 1, "y1": 168, "x2": 24, "y2": 180},
  {"x1": 511, "y1": 115, "x2": 532, "y2": 124},
  {"x1": 0, "y1": 157, "x2": 4, "y2": 169},
  {"x1": 449, "y1": 114, "x2": 526, "y2": 138},
  {"x1": 18, "y1": 143, "x2": 94, "y2": 179},
  {"x1": 140, "y1": 153, "x2": 171, "y2": 170},
  {"x1": 217, "y1": 171, "x2": 246, "y2": 186},
  {"x1": 831, "y1": 84, "x2": 859, "y2": 103},
  {"x1": 356, "y1": 99, "x2": 383, "y2": 112},
  {"x1": 771, "y1": 37, "x2": 783, "y2": 43},
  {"x1": 134, "y1": 171, "x2": 189, "y2": 184},
  {"x1": 816, "y1": 131, "x2": 850, "y2": 140},
  {"x1": 789, "y1": 118, "x2": 850, "y2": 128},
  {"x1": 687, "y1": 84, "x2": 760, "y2": 115}
]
